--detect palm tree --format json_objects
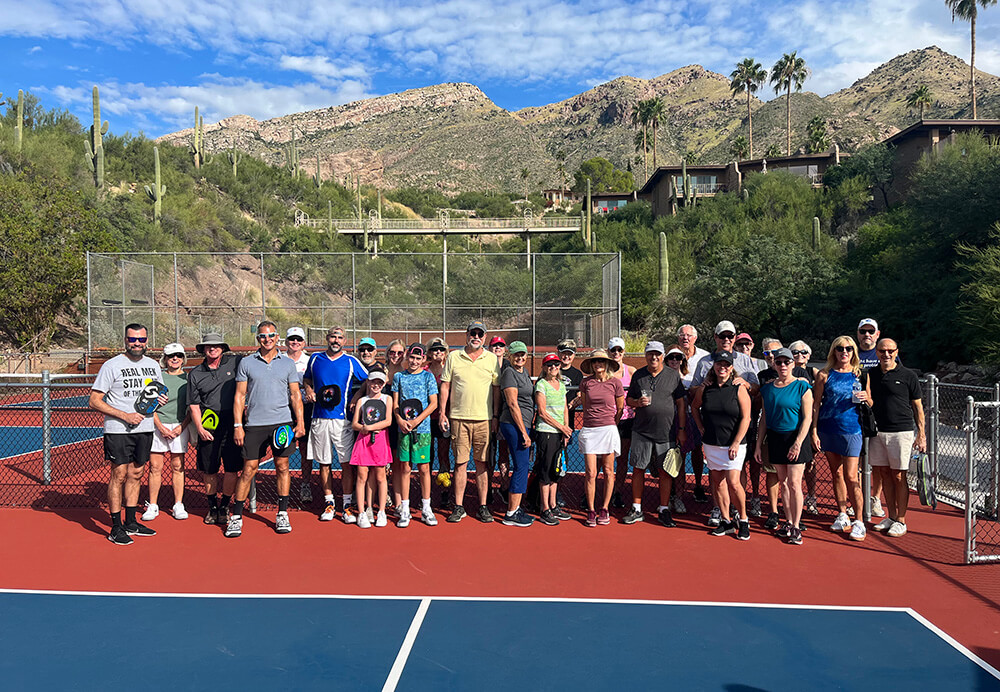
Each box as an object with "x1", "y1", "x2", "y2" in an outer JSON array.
[
  {"x1": 647, "y1": 97, "x2": 666, "y2": 169},
  {"x1": 729, "y1": 58, "x2": 767, "y2": 158},
  {"x1": 729, "y1": 135, "x2": 749, "y2": 161},
  {"x1": 946, "y1": 0, "x2": 997, "y2": 119},
  {"x1": 631, "y1": 101, "x2": 650, "y2": 181},
  {"x1": 770, "y1": 51, "x2": 811, "y2": 156},
  {"x1": 906, "y1": 85, "x2": 934, "y2": 120}
]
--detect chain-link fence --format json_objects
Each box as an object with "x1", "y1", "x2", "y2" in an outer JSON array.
[{"x1": 86, "y1": 252, "x2": 620, "y2": 355}]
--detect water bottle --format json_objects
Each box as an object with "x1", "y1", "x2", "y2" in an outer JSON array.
[
  {"x1": 851, "y1": 378, "x2": 863, "y2": 404},
  {"x1": 441, "y1": 417, "x2": 451, "y2": 438}
]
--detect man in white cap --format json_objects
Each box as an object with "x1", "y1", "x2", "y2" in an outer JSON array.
[
  {"x1": 284, "y1": 326, "x2": 314, "y2": 503},
  {"x1": 857, "y1": 318, "x2": 880, "y2": 370}
]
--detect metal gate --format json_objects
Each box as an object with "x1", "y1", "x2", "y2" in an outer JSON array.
[{"x1": 962, "y1": 396, "x2": 1000, "y2": 564}]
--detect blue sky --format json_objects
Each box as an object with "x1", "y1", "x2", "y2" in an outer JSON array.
[{"x1": 2, "y1": 0, "x2": 998, "y2": 138}]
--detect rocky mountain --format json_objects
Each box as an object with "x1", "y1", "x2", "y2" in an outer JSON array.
[{"x1": 159, "y1": 46, "x2": 1000, "y2": 191}]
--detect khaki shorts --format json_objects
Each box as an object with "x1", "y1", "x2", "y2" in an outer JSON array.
[
  {"x1": 868, "y1": 430, "x2": 915, "y2": 471},
  {"x1": 451, "y1": 419, "x2": 490, "y2": 467},
  {"x1": 308, "y1": 418, "x2": 355, "y2": 466}
]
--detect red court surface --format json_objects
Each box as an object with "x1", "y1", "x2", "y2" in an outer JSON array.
[{"x1": 4, "y1": 500, "x2": 999, "y2": 671}]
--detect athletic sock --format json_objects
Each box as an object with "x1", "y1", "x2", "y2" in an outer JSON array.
[
  {"x1": 111, "y1": 511, "x2": 122, "y2": 527},
  {"x1": 632, "y1": 503, "x2": 642, "y2": 512},
  {"x1": 401, "y1": 499, "x2": 410, "y2": 511},
  {"x1": 343, "y1": 493, "x2": 354, "y2": 508},
  {"x1": 657, "y1": 505, "x2": 668, "y2": 513},
  {"x1": 208, "y1": 495, "x2": 219, "y2": 510},
  {"x1": 125, "y1": 506, "x2": 137, "y2": 525},
  {"x1": 324, "y1": 493, "x2": 334, "y2": 504},
  {"x1": 278, "y1": 495, "x2": 289, "y2": 513},
  {"x1": 221, "y1": 494, "x2": 231, "y2": 508},
  {"x1": 421, "y1": 498, "x2": 431, "y2": 511},
  {"x1": 506, "y1": 510, "x2": 516, "y2": 517},
  {"x1": 231, "y1": 500, "x2": 243, "y2": 517}
]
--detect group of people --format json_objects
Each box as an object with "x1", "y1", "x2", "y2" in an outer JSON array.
[{"x1": 91, "y1": 317, "x2": 925, "y2": 546}]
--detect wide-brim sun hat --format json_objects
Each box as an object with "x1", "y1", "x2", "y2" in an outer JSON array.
[
  {"x1": 580, "y1": 348, "x2": 621, "y2": 375},
  {"x1": 196, "y1": 333, "x2": 230, "y2": 354}
]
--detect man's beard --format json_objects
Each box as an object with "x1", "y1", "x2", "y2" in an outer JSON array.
[
  {"x1": 329, "y1": 342, "x2": 342, "y2": 353},
  {"x1": 127, "y1": 344, "x2": 146, "y2": 358}
]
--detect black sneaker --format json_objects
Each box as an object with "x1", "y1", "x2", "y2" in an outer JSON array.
[
  {"x1": 737, "y1": 521, "x2": 751, "y2": 541},
  {"x1": 216, "y1": 507, "x2": 229, "y2": 526},
  {"x1": 107, "y1": 525, "x2": 133, "y2": 546},
  {"x1": 539, "y1": 509, "x2": 559, "y2": 526},
  {"x1": 124, "y1": 521, "x2": 156, "y2": 537},
  {"x1": 799, "y1": 522, "x2": 808, "y2": 533},
  {"x1": 476, "y1": 505, "x2": 494, "y2": 523},
  {"x1": 446, "y1": 506, "x2": 467, "y2": 523},
  {"x1": 203, "y1": 508, "x2": 217, "y2": 525},
  {"x1": 610, "y1": 491, "x2": 625, "y2": 509},
  {"x1": 622, "y1": 508, "x2": 644, "y2": 524},
  {"x1": 552, "y1": 507, "x2": 572, "y2": 521},
  {"x1": 709, "y1": 521, "x2": 730, "y2": 537},
  {"x1": 441, "y1": 497, "x2": 456, "y2": 512},
  {"x1": 693, "y1": 486, "x2": 708, "y2": 503},
  {"x1": 764, "y1": 512, "x2": 780, "y2": 531},
  {"x1": 788, "y1": 527, "x2": 803, "y2": 545},
  {"x1": 778, "y1": 521, "x2": 791, "y2": 537},
  {"x1": 658, "y1": 509, "x2": 677, "y2": 527},
  {"x1": 502, "y1": 508, "x2": 534, "y2": 527},
  {"x1": 555, "y1": 491, "x2": 567, "y2": 508}
]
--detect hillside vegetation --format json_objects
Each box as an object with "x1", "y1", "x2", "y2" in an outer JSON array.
[{"x1": 2, "y1": 94, "x2": 1000, "y2": 370}]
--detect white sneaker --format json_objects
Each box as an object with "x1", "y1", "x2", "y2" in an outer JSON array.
[
  {"x1": 366, "y1": 507, "x2": 375, "y2": 524},
  {"x1": 224, "y1": 515, "x2": 243, "y2": 538},
  {"x1": 847, "y1": 506, "x2": 855, "y2": 517},
  {"x1": 671, "y1": 496, "x2": 687, "y2": 514},
  {"x1": 874, "y1": 517, "x2": 894, "y2": 532},
  {"x1": 421, "y1": 508, "x2": 438, "y2": 526},
  {"x1": 375, "y1": 509, "x2": 387, "y2": 527},
  {"x1": 871, "y1": 496, "x2": 885, "y2": 518},
  {"x1": 141, "y1": 503, "x2": 159, "y2": 521},
  {"x1": 887, "y1": 521, "x2": 907, "y2": 537},
  {"x1": 172, "y1": 502, "x2": 188, "y2": 520},
  {"x1": 275, "y1": 511, "x2": 292, "y2": 534},
  {"x1": 320, "y1": 502, "x2": 336, "y2": 521},
  {"x1": 357, "y1": 510, "x2": 371, "y2": 529},
  {"x1": 831, "y1": 513, "x2": 851, "y2": 532},
  {"x1": 849, "y1": 520, "x2": 867, "y2": 541},
  {"x1": 397, "y1": 509, "x2": 411, "y2": 528},
  {"x1": 342, "y1": 506, "x2": 358, "y2": 524},
  {"x1": 299, "y1": 484, "x2": 313, "y2": 503}
]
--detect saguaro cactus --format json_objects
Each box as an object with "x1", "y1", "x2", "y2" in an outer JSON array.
[
  {"x1": 144, "y1": 146, "x2": 167, "y2": 226},
  {"x1": 285, "y1": 128, "x2": 299, "y2": 177},
  {"x1": 191, "y1": 106, "x2": 204, "y2": 169},
  {"x1": 84, "y1": 86, "x2": 108, "y2": 191},
  {"x1": 314, "y1": 153, "x2": 322, "y2": 188},
  {"x1": 658, "y1": 232, "x2": 669, "y2": 296},
  {"x1": 812, "y1": 216, "x2": 821, "y2": 250},
  {"x1": 228, "y1": 148, "x2": 242, "y2": 178},
  {"x1": 14, "y1": 90, "x2": 24, "y2": 152}
]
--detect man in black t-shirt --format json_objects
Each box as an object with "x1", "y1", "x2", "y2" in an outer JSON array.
[
  {"x1": 623, "y1": 341, "x2": 688, "y2": 527},
  {"x1": 866, "y1": 338, "x2": 925, "y2": 538}
]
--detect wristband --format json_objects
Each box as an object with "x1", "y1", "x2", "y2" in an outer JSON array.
[{"x1": 233, "y1": 423, "x2": 243, "y2": 428}]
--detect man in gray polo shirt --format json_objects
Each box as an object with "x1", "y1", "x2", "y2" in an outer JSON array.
[{"x1": 226, "y1": 320, "x2": 304, "y2": 538}]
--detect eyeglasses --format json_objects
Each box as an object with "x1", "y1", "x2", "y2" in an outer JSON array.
[
  {"x1": 858, "y1": 328, "x2": 876, "y2": 335},
  {"x1": 468, "y1": 330, "x2": 485, "y2": 338},
  {"x1": 791, "y1": 350, "x2": 809, "y2": 356},
  {"x1": 430, "y1": 347, "x2": 446, "y2": 353},
  {"x1": 609, "y1": 347, "x2": 624, "y2": 354},
  {"x1": 257, "y1": 333, "x2": 277, "y2": 340},
  {"x1": 762, "y1": 350, "x2": 774, "y2": 356},
  {"x1": 666, "y1": 355, "x2": 684, "y2": 361},
  {"x1": 717, "y1": 333, "x2": 735, "y2": 340},
  {"x1": 775, "y1": 359, "x2": 793, "y2": 366},
  {"x1": 545, "y1": 362, "x2": 561, "y2": 367},
  {"x1": 511, "y1": 352, "x2": 527, "y2": 358},
  {"x1": 165, "y1": 353, "x2": 184, "y2": 359},
  {"x1": 126, "y1": 337, "x2": 147, "y2": 343},
  {"x1": 877, "y1": 348, "x2": 897, "y2": 355},
  {"x1": 388, "y1": 350, "x2": 405, "y2": 356},
  {"x1": 286, "y1": 337, "x2": 304, "y2": 343},
  {"x1": 835, "y1": 345, "x2": 854, "y2": 353},
  {"x1": 358, "y1": 346, "x2": 375, "y2": 353}
]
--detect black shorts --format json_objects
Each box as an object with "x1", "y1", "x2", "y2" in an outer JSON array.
[
  {"x1": 534, "y1": 431, "x2": 563, "y2": 485},
  {"x1": 387, "y1": 421, "x2": 398, "y2": 451},
  {"x1": 431, "y1": 418, "x2": 444, "y2": 440},
  {"x1": 618, "y1": 417, "x2": 634, "y2": 439},
  {"x1": 766, "y1": 429, "x2": 807, "y2": 465},
  {"x1": 242, "y1": 423, "x2": 295, "y2": 461},
  {"x1": 104, "y1": 432, "x2": 153, "y2": 466},
  {"x1": 197, "y1": 425, "x2": 243, "y2": 474}
]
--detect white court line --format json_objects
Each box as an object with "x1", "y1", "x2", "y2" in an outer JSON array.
[
  {"x1": 0, "y1": 588, "x2": 996, "y2": 680},
  {"x1": 0, "y1": 430, "x2": 102, "y2": 463},
  {"x1": 381, "y1": 597, "x2": 430, "y2": 692}
]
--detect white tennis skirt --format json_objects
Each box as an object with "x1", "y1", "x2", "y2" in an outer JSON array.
[
  {"x1": 578, "y1": 425, "x2": 621, "y2": 456},
  {"x1": 151, "y1": 422, "x2": 190, "y2": 454},
  {"x1": 703, "y1": 443, "x2": 747, "y2": 472}
]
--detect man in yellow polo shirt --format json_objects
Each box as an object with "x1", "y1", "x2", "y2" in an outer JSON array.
[{"x1": 438, "y1": 320, "x2": 501, "y2": 523}]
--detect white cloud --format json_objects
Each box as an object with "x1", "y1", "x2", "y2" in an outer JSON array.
[
  {"x1": 28, "y1": 45, "x2": 41, "y2": 53},
  {"x1": 277, "y1": 55, "x2": 370, "y2": 83}
]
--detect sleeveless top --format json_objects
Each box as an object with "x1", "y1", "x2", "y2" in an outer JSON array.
[
  {"x1": 817, "y1": 370, "x2": 862, "y2": 435},
  {"x1": 700, "y1": 382, "x2": 743, "y2": 447},
  {"x1": 618, "y1": 365, "x2": 635, "y2": 421}
]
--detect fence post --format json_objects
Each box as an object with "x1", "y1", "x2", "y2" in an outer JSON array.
[
  {"x1": 993, "y1": 382, "x2": 1000, "y2": 518},
  {"x1": 964, "y1": 396, "x2": 976, "y2": 564},
  {"x1": 862, "y1": 438, "x2": 871, "y2": 523},
  {"x1": 927, "y1": 374, "x2": 938, "y2": 488},
  {"x1": 42, "y1": 370, "x2": 52, "y2": 485}
]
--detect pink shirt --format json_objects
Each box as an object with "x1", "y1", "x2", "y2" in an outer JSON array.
[{"x1": 580, "y1": 377, "x2": 625, "y2": 428}]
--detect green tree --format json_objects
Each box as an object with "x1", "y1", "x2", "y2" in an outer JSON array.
[
  {"x1": 729, "y1": 58, "x2": 768, "y2": 159},
  {"x1": 729, "y1": 135, "x2": 749, "y2": 161},
  {"x1": 764, "y1": 143, "x2": 784, "y2": 158},
  {"x1": 906, "y1": 85, "x2": 934, "y2": 120},
  {"x1": 825, "y1": 142, "x2": 895, "y2": 207},
  {"x1": 946, "y1": 0, "x2": 998, "y2": 119},
  {"x1": 572, "y1": 157, "x2": 634, "y2": 194},
  {"x1": 806, "y1": 116, "x2": 830, "y2": 154},
  {"x1": 521, "y1": 167, "x2": 530, "y2": 200},
  {"x1": 957, "y1": 223, "x2": 1000, "y2": 362},
  {"x1": 770, "y1": 51, "x2": 811, "y2": 155}
]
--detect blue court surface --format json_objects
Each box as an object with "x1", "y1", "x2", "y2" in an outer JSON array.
[
  {"x1": 1, "y1": 591, "x2": 997, "y2": 691},
  {"x1": 0, "y1": 426, "x2": 100, "y2": 461}
]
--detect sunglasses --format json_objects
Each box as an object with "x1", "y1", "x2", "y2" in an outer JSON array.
[
  {"x1": 877, "y1": 348, "x2": 897, "y2": 355},
  {"x1": 165, "y1": 353, "x2": 184, "y2": 359},
  {"x1": 126, "y1": 337, "x2": 147, "y2": 343},
  {"x1": 775, "y1": 359, "x2": 793, "y2": 366},
  {"x1": 257, "y1": 333, "x2": 277, "y2": 340},
  {"x1": 468, "y1": 331, "x2": 485, "y2": 338},
  {"x1": 545, "y1": 361, "x2": 561, "y2": 367},
  {"x1": 835, "y1": 345, "x2": 854, "y2": 353},
  {"x1": 286, "y1": 337, "x2": 304, "y2": 343},
  {"x1": 791, "y1": 350, "x2": 809, "y2": 356},
  {"x1": 358, "y1": 346, "x2": 375, "y2": 353},
  {"x1": 666, "y1": 354, "x2": 684, "y2": 361},
  {"x1": 717, "y1": 333, "x2": 735, "y2": 340},
  {"x1": 430, "y1": 347, "x2": 446, "y2": 353},
  {"x1": 609, "y1": 347, "x2": 624, "y2": 353},
  {"x1": 858, "y1": 328, "x2": 876, "y2": 335}
]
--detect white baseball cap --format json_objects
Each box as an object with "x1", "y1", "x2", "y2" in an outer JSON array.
[
  {"x1": 163, "y1": 342, "x2": 185, "y2": 356},
  {"x1": 858, "y1": 318, "x2": 878, "y2": 331},
  {"x1": 715, "y1": 320, "x2": 737, "y2": 335},
  {"x1": 608, "y1": 337, "x2": 626, "y2": 350},
  {"x1": 286, "y1": 327, "x2": 306, "y2": 340}
]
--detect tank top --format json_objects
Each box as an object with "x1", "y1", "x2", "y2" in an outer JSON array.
[
  {"x1": 618, "y1": 365, "x2": 635, "y2": 421},
  {"x1": 700, "y1": 382, "x2": 743, "y2": 446},
  {"x1": 817, "y1": 370, "x2": 862, "y2": 435}
]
